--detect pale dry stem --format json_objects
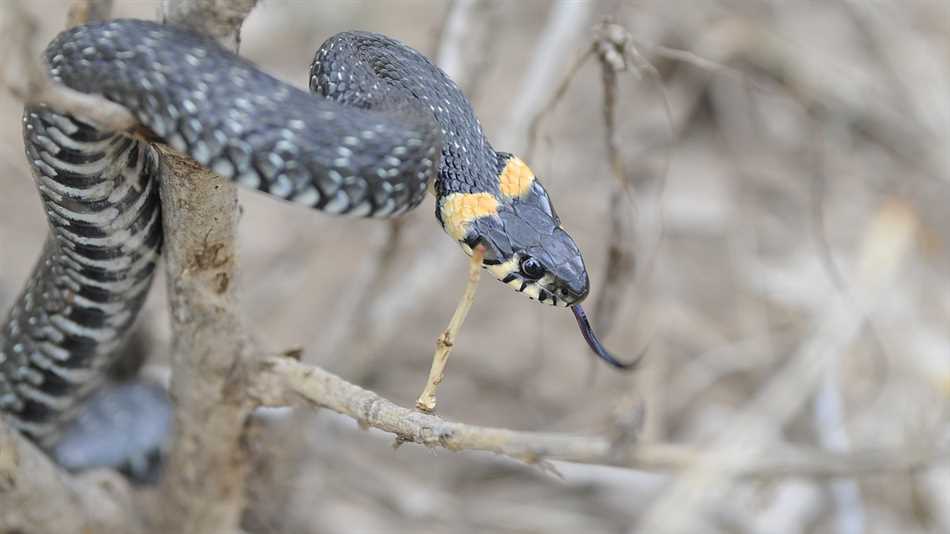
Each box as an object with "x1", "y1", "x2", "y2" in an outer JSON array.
[
  {"x1": 256, "y1": 354, "x2": 946, "y2": 479},
  {"x1": 415, "y1": 246, "x2": 485, "y2": 413}
]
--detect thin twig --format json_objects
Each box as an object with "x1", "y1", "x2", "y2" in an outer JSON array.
[
  {"x1": 648, "y1": 44, "x2": 747, "y2": 77},
  {"x1": 591, "y1": 21, "x2": 639, "y2": 337},
  {"x1": 594, "y1": 21, "x2": 677, "y2": 340},
  {"x1": 416, "y1": 246, "x2": 485, "y2": 413}
]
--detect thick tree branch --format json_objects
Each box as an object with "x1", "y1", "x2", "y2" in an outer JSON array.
[
  {"x1": 3, "y1": 1, "x2": 259, "y2": 531},
  {"x1": 66, "y1": 0, "x2": 114, "y2": 28},
  {"x1": 160, "y1": 0, "x2": 258, "y2": 50},
  {"x1": 150, "y1": 2, "x2": 258, "y2": 533}
]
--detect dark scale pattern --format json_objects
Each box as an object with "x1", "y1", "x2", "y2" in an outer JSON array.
[
  {"x1": 310, "y1": 31, "x2": 501, "y2": 201},
  {"x1": 1, "y1": 109, "x2": 161, "y2": 446},
  {"x1": 47, "y1": 20, "x2": 444, "y2": 217}
]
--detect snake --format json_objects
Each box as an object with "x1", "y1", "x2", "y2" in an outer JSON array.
[{"x1": 0, "y1": 18, "x2": 633, "y2": 473}]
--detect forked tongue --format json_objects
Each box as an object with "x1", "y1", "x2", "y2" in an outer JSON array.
[{"x1": 571, "y1": 304, "x2": 640, "y2": 370}]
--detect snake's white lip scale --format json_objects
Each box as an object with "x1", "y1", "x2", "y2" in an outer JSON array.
[{"x1": 0, "y1": 18, "x2": 633, "y2": 475}]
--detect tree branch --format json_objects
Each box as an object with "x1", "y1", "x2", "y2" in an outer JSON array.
[
  {"x1": 255, "y1": 355, "x2": 945, "y2": 479},
  {"x1": 150, "y1": 2, "x2": 259, "y2": 533},
  {"x1": 160, "y1": 0, "x2": 258, "y2": 50}
]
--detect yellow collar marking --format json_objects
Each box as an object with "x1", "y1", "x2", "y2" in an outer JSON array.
[
  {"x1": 440, "y1": 192, "x2": 499, "y2": 241},
  {"x1": 499, "y1": 157, "x2": 535, "y2": 198}
]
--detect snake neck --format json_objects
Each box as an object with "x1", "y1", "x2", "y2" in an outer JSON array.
[{"x1": 310, "y1": 31, "x2": 499, "y2": 203}]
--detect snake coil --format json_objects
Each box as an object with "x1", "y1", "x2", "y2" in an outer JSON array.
[{"x1": 1, "y1": 19, "x2": 632, "y2": 474}]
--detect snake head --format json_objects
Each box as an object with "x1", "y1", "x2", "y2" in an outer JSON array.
[
  {"x1": 438, "y1": 154, "x2": 589, "y2": 307},
  {"x1": 439, "y1": 153, "x2": 638, "y2": 370},
  {"x1": 472, "y1": 194, "x2": 589, "y2": 307}
]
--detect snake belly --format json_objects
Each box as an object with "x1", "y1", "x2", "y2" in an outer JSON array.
[{"x1": 0, "y1": 18, "x2": 498, "y2": 450}]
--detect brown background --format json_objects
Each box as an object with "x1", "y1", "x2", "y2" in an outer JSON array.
[{"x1": 3, "y1": 1, "x2": 950, "y2": 533}]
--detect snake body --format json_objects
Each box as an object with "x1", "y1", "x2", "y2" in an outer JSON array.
[{"x1": 1, "y1": 19, "x2": 621, "y2": 468}]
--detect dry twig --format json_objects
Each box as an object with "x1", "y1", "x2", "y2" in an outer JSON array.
[
  {"x1": 591, "y1": 21, "x2": 640, "y2": 337},
  {"x1": 416, "y1": 247, "x2": 485, "y2": 412},
  {"x1": 255, "y1": 354, "x2": 945, "y2": 479}
]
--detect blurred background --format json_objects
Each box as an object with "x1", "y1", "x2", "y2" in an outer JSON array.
[{"x1": 3, "y1": 1, "x2": 950, "y2": 533}]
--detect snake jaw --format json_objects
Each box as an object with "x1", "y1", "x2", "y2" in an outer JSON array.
[{"x1": 481, "y1": 256, "x2": 581, "y2": 307}]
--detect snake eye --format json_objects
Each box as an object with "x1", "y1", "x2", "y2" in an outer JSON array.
[{"x1": 519, "y1": 256, "x2": 546, "y2": 280}]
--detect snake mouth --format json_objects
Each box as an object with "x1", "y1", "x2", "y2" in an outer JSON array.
[
  {"x1": 502, "y1": 275, "x2": 570, "y2": 307},
  {"x1": 514, "y1": 278, "x2": 574, "y2": 307},
  {"x1": 486, "y1": 257, "x2": 639, "y2": 368},
  {"x1": 482, "y1": 256, "x2": 586, "y2": 307},
  {"x1": 487, "y1": 264, "x2": 571, "y2": 307}
]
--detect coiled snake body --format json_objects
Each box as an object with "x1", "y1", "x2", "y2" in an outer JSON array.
[{"x1": 1, "y1": 19, "x2": 625, "y2": 470}]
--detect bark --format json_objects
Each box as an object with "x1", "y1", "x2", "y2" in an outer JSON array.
[{"x1": 149, "y1": 2, "x2": 259, "y2": 533}]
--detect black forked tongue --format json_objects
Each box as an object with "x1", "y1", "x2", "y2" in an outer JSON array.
[{"x1": 571, "y1": 305, "x2": 640, "y2": 370}]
